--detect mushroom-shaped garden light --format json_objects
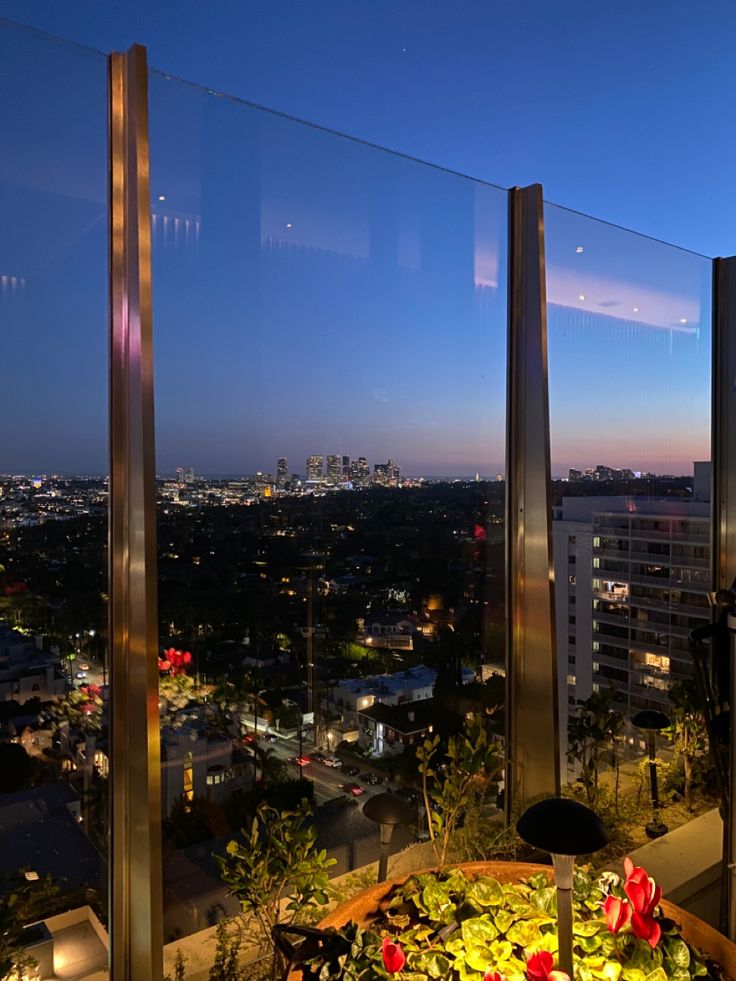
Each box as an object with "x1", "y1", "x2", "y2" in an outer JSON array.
[
  {"x1": 517, "y1": 797, "x2": 609, "y2": 978},
  {"x1": 631, "y1": 708, "x2": 671, "y2": 839},
  {"x1": 362, "y1": 792, "x2": 413, "y2": 883}
]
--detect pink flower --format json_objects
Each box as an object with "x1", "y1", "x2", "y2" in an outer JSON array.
[
  {"x1": 381, "y1": 937, "x2": 405, "y2": 973},
  {"x1": 631, "y1": 911, "x2": 661, "y2": 949},
  {"x1": 603, "y1": 895, "x2": 631, "y2": 934},
  {"x1": 548, "y1": 973, "x2": 571, "y2": 981},
  {"x1": 484, "y1": 972, "x2": 507, "y2": 981},
  {"x1": 526, "y1": 950, "x2": 554, "y2": 981}
]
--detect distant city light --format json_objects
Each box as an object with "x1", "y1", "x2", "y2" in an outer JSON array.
[
  {"x1": 285, "y1": 222, "x2": 293, "y2": 229},
  {"x1": 578, "y1": 293, "x2": 586, "y2": 301},
  {"x1": 158, "y1": 194, "x2": 166, "y2": 201},
  {"x1": 633, "y1": 307, "x2": 639, "y2": 313},
  {"x1": 575, "y1": 246, "x2": 584, "y2": 254},
  {"x1": 680, "y1": 318, "x2": 687, "y2": 324}
]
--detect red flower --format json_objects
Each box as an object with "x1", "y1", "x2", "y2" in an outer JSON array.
[
  {"x1": 624, "y1": 872, "x2": 661, "y2": 917},
  {"x1": 381, "y1": 937, "x2": 405, "y2": 973},
  {"x1": 603, "y1": 895, "x2": 631, "y2": 934},
  {"x1": 548, "y1": 973, "x2": 571, "y2": 981},
  {"x1": 631, "y1": 911, "x2": 661, "y2": 948},
  {"x1": 484, "y1": 972, "x2": 507, "y2": 981},
  {"x1": 526, "y1": 950, "x2": 554, "y2": 981}
]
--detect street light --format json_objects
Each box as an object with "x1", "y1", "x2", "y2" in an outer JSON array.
[
  {"x1": 631, "y1": 708, "x2": 671, "y2": 838},
  {"x1": 362, "y1": 792, "x2": 413, "y2": 883},
  {"x1": 517, "y1": 797, "x2": 609, "y2": 979}
]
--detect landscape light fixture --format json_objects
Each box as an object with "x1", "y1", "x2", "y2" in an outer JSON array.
[
  {"x1": 362, "y1": 792, "x2": 413, "y2": 883},
  {"x1": 632, "y1": 709, "x2": 670, "y2": 838},
  {"x1": 517, "y1": 797, "x2": 609, "y2": 978}
]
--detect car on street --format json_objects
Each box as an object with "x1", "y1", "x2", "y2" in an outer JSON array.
[
  {"x1": 343, "y1": 765, "x2": 360, "y2": 777},
  {"x1": 359, "y1": 771, "x2": 381, "y2": 785},
  {"x1": 311, "y1": 751, "x2": 326, "y2": 763},
  {"x1": 79, "y1": 663, "x2": 90, "y2": 671},
  {"x1": 290, "y1": 755, "x2": 311, "y2": 767},
  {"x1": 264, "y1": 733, "x2": 278, "y2": 743},
  {"x1": 340, "y1": 782, "x2": 365, "y2": 797},
  {"x1": 322, "y1": 756, "x2": 343, "y2": 768},
  {"x1": 75, "y1": 671, "x2": 87, "y2": 679}
]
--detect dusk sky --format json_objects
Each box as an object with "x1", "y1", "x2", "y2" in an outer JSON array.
[{"x1": 0, "y1": 3, "x2": 722, "y2": 476}]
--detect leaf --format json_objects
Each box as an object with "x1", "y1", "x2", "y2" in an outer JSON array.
[
  {"x1": 494, "y1": 908, "x2": 515, "y2": 933},
  {"x1": 669, "y1": 970, "x2": 691, "y2": 981},
  {"x1": 577, "y1": 934, "x2": 604, "y2": 953},
  {"x1": 573, "y1": 920, "x2": 603, "y2": 937},
  {"x1": 506, "y1": 918, "x2": 542, "y2": 947},
  {"x1": 422, "y1": 880, "x2": 456, "y2": 922},
  {"x1": 489, "y1": 939, "x2": 513, "y2": 961},
  {"x1": 621, "y1": 969, "x2": 646, "y2": 981},
  {"x1": 665, "y1": 939, "x2": 690, "y2": 970},
  {"x1": 465, "y1": 944, "x2": 495, "y2": 971},
  {"x1": 461, "y1": 915, "x2": 499, "y2": 947},
  {"x1": 530, "y1": 887, "x2": 558, "y2": 914},
  {"x1": 467, "y1": 877, "x2": 505, "y2": 907},
  {"x1": 411, "y1": 950, "x2": 452, "y2": 978},
  {"x1": 644, "y1": 970, "x2": 667, "y2": 981}
]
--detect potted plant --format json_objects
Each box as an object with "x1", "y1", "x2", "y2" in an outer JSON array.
[{"x1": 278, "y1": 860, "x2": 736, "y2": 980}]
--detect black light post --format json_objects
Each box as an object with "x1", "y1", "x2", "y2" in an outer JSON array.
[
  {"x1": 298, "y1": 715, "x2": 304, "y2": 780},
  {"x1": 631, "y1": 709, "x2": 670, "y2": 838},
  {"x1": 363, "y1": 792, "x2": 413, "y2": 882},
  {"x1": 517, "y1": 797, "x2": 609, "y2": 979}
]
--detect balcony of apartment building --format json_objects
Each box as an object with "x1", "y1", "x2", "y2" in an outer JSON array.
[{"x1": 4, "y1": 14, "x2": 736, "y2": 981}]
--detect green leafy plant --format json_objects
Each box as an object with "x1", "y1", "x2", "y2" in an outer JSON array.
[
  {"x1": 567, "y1": 688, "x2": 623, "y2": 806},
  {"x1": 416, "y1": 713, "x2": 501, "y2": 866},
  {"x1": 297, "y1": 863, "x2": 714, "y2": 981},
  {"x1": 665, "y1": 681, "x2": 709, "y2": 813},
  {"x1": 216, "y1": 800, "x2": 335, "y2": 980}
]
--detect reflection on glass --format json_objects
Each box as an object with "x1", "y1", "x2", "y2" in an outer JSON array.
[
  {"x1": 0, "y1": 19, "x2": 109, "y2": 978},
  {"x1": 149, "y1": 72, "x2": 508, "y2": 963},
  {"x1": 546, "y1": 202, "x2": 712, "y2": 779}
]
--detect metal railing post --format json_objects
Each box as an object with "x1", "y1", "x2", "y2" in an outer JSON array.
[
  {"x1": 109, "y1": 43, "x2": 163, "y2": 980},
  {"x1": 505, "y1": 184, "x2": 560, "y2": 814}
]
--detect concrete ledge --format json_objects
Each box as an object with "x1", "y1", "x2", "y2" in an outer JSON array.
[{"x1": 608, "y1": 808, "x2": 723, "y2": 927}]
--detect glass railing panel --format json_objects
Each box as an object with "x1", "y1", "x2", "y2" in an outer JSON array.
[
  {"x1": 545, "y1": 201, "x2": 712, "y2": 810},
  {"x1": 0, "y1": 19, "x2": 109, "y2": 976},
  {"x1": 148, "y1": 72, "x2": 508, "y2": 967}
]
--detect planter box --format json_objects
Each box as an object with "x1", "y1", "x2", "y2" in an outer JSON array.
[{"x1": 287, "y1": 861, "x2": 736, "y2": 980}]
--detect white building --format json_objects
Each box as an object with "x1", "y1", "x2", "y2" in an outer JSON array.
[
  {"x1": 327, "y1": 664, "x2": 438, "y2": 725},
  {"x1": 160, "y1": 722, "x2": 239, "y2": 816},
  {"x1": 553, "y1": 495, "x2": 711, "y2": 774},
  {"x1": 0, "y1": 623, "x2": 66, "y2": 703}
]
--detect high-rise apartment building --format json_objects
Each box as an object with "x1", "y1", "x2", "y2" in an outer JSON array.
[
  {"x1": 305, "y1": 455, "x2": 324, "y2": 482},
  {"x1": 277, "y1": 457, "x2": 288, "y2": 481},
  {"x1": 373, "y1": 459, "x2": 400, "y2": 486},
  {"x1": 326, "y1": 454, "x2": 342, "y2": 485},
  {"x1": 342, "y1": 454, "x2": 350, "y2": 481},
  {"x1": 553, "y1": 494, "x2": 711, "y2": 774},
  {"x1": 349, "y1": 457, "x2": 370, "y2": 486}
]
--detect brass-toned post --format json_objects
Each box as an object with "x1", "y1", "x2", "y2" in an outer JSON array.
[
  {"x1": 109, "y1": 44, "x2": 163, "y2": 980},
  {"x1": 505, "y1": 184, "x2": 560, "y2": 814}
]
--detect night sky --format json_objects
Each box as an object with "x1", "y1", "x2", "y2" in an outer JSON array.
[{"x1": 0, "y1": 2, "x2": 723, "y2": 476}]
